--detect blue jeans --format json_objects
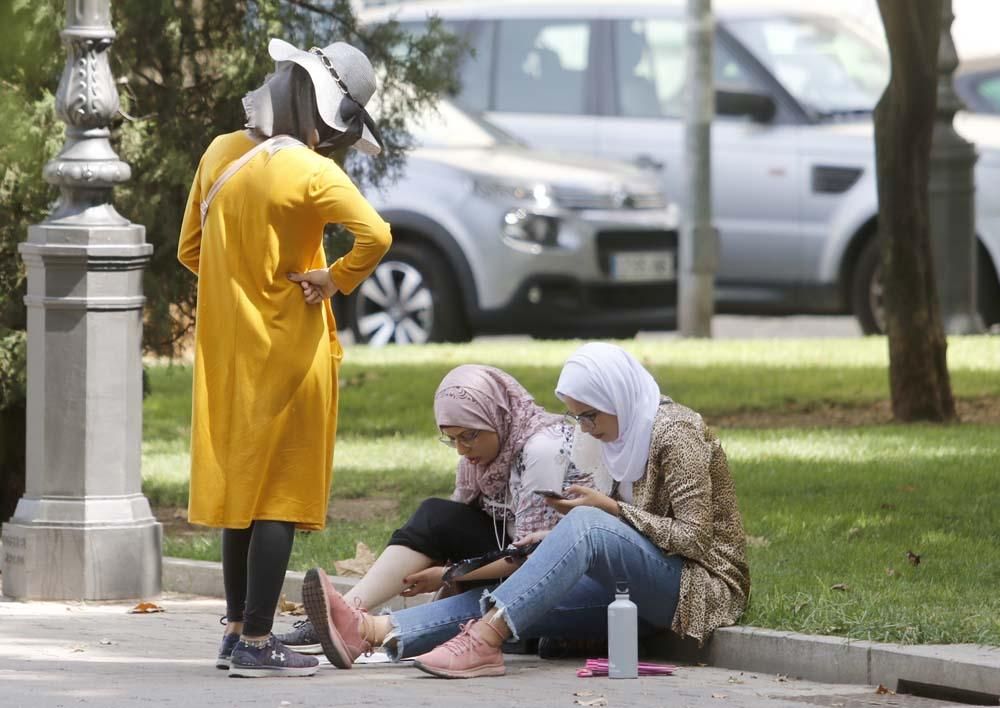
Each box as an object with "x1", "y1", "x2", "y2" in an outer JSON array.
[{"x1": 384, "y1": 506, "x2": 684, "y2": 660}]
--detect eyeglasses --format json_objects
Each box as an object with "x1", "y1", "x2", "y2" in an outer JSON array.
[
  {"x1": 309, "y1": 47, "x2": 353, "y2": 98},
  {"x1": 563, "y1": 410, "x2": 599, "y2": 431},
  {"x1": 438, "y1": 430, "x2": 481, "y2": 448}
]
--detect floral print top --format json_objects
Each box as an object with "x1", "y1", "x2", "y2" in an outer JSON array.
[{"x1": 476, "y1": 422, "x2": 597, "y2": 545}]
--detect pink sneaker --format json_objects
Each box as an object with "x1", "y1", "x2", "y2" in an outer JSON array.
[
  {"x1": 412, "y1": 621, "x2": 506, "y2": 679},
  {"x1": 302, "y1": 568, "x2": 370, "y2": 669}
]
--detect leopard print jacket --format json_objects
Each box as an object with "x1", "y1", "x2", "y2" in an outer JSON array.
[{"x1": 617, "y1": 398, "x2": 750, "y2": 645}]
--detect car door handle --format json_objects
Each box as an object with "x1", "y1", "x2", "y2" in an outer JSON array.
[{"x1": 634, "y1": 154, "x2": 665, "y2": 171}]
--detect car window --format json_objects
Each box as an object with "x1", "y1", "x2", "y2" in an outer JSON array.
[
  {"x1": 392, "y1": 21, "x2": 491, "y2": 112},
  {"x1": 495, "y1": 19, "x2": 591, "y2": 114},
  {"x1": 614, "y1": 19, "x2": 758, "y2": 118},
  {"x1": 454, "y1": 23, "x2": 494, "y2": 113},
  {"x1": 726, "y1": 15, "x2": 888, "y2": 115},
  {"x1": 976, "y1": 75, "x2": 1000, "y2": 112}
]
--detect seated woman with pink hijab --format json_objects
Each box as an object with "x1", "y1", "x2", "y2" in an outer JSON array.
[
  {"x1": 301, "y1": 343, "x2": 749, "y2": 678},
  {"x1": 276, "y1": 364, "x2": 602, "y2": 658}
]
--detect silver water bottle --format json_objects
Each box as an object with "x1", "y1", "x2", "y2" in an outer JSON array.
[{"x1": 607, "y1": 582, "x2": 638, "y2": 679}]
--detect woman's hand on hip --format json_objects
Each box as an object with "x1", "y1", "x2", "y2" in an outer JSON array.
[
  {"x1": 546, "y1": 484, "x2": 620, "y2": 518},
  {"x1": 287, "y1": 269, "x2": 338, "y2": 305},
  {"x1": 401, "y1": 565, "x2": 446, "y2": 597}
]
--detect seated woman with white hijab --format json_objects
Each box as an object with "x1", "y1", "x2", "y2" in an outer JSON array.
[{"x1": 303, "y1": 342, "x2": 750, "y2": 679}]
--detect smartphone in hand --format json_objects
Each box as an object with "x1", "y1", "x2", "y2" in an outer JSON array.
[{"x1": 533, "y1": 489, "x2": 567, "y2": 500}]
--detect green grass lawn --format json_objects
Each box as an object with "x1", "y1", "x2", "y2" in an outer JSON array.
[{"x1": 144, "y1": 336, "x2": 1000, "y2": 645}]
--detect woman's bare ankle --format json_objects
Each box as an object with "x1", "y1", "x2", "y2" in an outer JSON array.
[
  {"x1": 364, "y1": 614, "x2": 392, "y2": 646},
  {"x1": 474, "y1": 611, "x2": 510, "y2": 647}
]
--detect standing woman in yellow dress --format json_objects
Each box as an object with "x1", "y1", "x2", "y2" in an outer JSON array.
[{"x1": 177, "y1": 38, "x2": 391, "y2": 678}]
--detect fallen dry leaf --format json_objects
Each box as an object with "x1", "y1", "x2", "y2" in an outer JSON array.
[
  {"x1": 745, "y1": 535, "x2": 770, "y2": 548},
  {"x1": 831, "y1": 583, "x2": 850, "y2": 592},
  {"x1": 128, "y1": 601, "x2": 164, "y2": 614},
  {"x1": 847, "y1": 527, "x2": 862, "y2": 539},
  {"x1": 906, "y1": 550, "x2": 921, "y2": 566},
  {"x1": 334, "y1": 541, "x2": 377, "y2": 578},
  {"x1": 711, "y1": 693, "x2": 728, "y2": 699},
  {"x1": 875, "y1": 684, "x2": 895, "y2": 695},
  {"x1": 71, "y1": 645, "x2": 86, "y2": 653},
  {"x1": 879, "y1": 503, "x2": 896, "y2": 510},
  {"x1": 574, "y1": 698, "x2": 608, "y2": 707},
  {"x1": 885, "y1": 567, "x2": 897, "y2": 577},
  {"x1": 897, "y1": 484, "x2": 917, "y2": 493},
  {"x1": 172, "y1": 509, "x2": 187, "y2": 520},
  {"x1": 278, "y1": 595, "x2": 305, "y2": 616}
]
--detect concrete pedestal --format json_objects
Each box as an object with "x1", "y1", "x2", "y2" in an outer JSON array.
[{"x1": 3, "y1": 223, "x2": 161, "y2": 600}]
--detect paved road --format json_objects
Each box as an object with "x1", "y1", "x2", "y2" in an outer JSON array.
[
  {"x1": 333, "y1": 315, "x2": 863, "y2": 347},
  {"x1": 0, "y1": 593, "x2": 964, "y2": 708},
  {"x1": 637, "y1": 315, "x2": 862, "y2": 340}
]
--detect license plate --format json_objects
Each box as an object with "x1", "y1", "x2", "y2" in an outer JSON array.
[{"x1": 609, "y1": 251, "x2": 676, "y2": 282}]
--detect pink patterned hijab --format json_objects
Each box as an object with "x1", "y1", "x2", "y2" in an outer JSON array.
[{"x1": 434, "y1": 365, "x2": 561, "y2": 504}]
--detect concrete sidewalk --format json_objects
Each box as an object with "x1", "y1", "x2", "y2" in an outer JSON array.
[
  {"x1": 163, "y1": 557, "x2": 1000, "y2": 704},
  {"x1": 0, "y1": 592, "x2": 956, "y2": 708}
]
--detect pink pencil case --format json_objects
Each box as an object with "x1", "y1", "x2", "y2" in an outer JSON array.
[{"x1": 577, "y1": 658, "x2": 677, "y2": 677}]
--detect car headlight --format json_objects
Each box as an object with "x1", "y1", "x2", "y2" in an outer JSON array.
[
  {"x1": 502, "y1": 208, "x2": 559, "y2": 250},
  {"x1": 473, "y1": 178, "x2": 554, "y2": 209}
]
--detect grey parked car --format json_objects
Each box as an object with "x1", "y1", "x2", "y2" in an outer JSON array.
[
  {"x1": 364, "y1": 0, "x2": 1000, "y2": 333},
  {"x1": 337, "y1": 100, "x2": 679, "y2": 344},
  {"x1": 956, "y1": 56, "x2": 1000, "y2": 115}
]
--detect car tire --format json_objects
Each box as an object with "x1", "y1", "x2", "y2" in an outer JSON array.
[
  {"x1": 851, "y1": 238, "x2": 885, "y2": 335},
  {"x1": 978, "y1": 243, "x2": 1000, "y2": 329},
  {"x1": 347, "y1": 241, "x2": 470, "y2": 346},
  {"x1": 531, "y1": 327, "x2": 640, "y2": 340}
]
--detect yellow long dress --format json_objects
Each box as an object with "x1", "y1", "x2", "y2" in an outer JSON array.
[{"x1": 178, "y1": 131, "x2": 391, "y2": 531}]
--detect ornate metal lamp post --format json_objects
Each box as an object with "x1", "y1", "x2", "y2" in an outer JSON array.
[
  {"x1": 929, "y1": 0, "x2": 983, "y2": 334},
  {"x1": 2, "y1": 0, "x2": 161, "y2": 599}
]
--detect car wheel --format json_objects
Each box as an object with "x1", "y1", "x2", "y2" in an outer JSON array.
[
  {"x1": 531, "y1": 327, "x2": 639, "y2": 340},
  {"x1": 348, "y1": 242, "x2": 469, "y2": 346},
  {"x1": 851, "y1": 238, "x2": 886, "y2": 335},
  {"x1": 978, "y1": 243, "x2": 1000, "y2": 329}
]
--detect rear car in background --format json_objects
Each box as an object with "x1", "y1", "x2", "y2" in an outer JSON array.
[
  {"x1": 336, "y1": 100, "x2": 679, "y2": 345},
  {"x1": 364, "y1": 0, "x2": 1000, "y2": 334}
]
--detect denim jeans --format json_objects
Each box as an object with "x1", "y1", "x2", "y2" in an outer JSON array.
[{"x1": 384, "y1": 506, "x2": 684, "y2": 660}]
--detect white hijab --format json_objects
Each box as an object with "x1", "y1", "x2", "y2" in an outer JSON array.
[{"x1": 555, "y1": 343, "x2": 661, "y2": 503}]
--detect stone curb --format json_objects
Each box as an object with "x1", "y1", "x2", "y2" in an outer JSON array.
[
  {"x1": 162, "y1": 556, "x2": 430, "y2": 612},
  {"x1": 692, "y1": 626, "x2": 1000, "y2": 700},
  {"x1": 161, "y1": 556, "x2": 1000, "y2": 700}
]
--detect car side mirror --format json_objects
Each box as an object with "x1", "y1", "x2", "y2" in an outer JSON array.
[{"x1": 715, "y1": 89, "x2": 777, "y2": 123}]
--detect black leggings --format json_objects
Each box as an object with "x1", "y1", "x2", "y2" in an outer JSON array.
[
  {"x1": 222, "y1": 520, "x2": 296, "y2": 637},
  {"x1": 387, "y1": 497, "x2": 511, "y2": 563}
]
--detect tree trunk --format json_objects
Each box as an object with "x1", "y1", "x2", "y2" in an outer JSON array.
[{"x1": 875, "y1": 0, "x2": 956, "y2": 422}]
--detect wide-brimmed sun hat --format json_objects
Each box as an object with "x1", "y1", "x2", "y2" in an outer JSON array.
[{"x1": 268, "y1": 38, "x2": 382, "y2": 155}]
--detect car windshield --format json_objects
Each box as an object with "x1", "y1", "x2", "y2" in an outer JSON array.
[
  {"x1": 408, "y1": 100, "x2": 521, "y2": 149},
  {"x1": 726, "y1": 14, "x2": 889, "y2": 117}
]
